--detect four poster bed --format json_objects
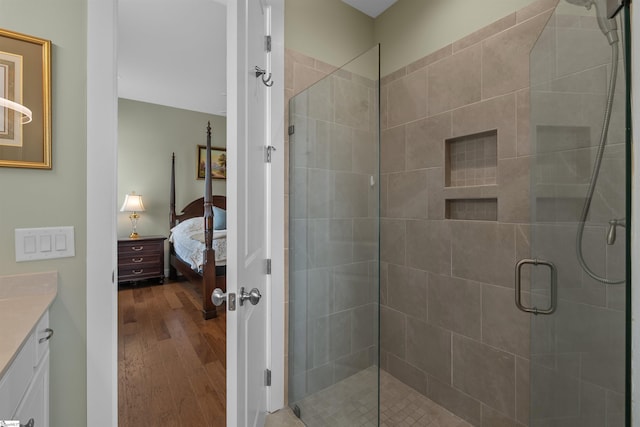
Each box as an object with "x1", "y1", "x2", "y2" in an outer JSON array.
[{"x1": 169, "y1": 122, "x2": 226, "y2": 319}]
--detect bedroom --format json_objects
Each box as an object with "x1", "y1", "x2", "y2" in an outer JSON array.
[{"x1": 116, "y1": 0, "x2": 229, "y2": 424}]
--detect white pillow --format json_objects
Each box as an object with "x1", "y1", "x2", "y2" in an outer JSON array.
[{"x1": 170, "y1": 217, "x2": 204, "y2": 235}]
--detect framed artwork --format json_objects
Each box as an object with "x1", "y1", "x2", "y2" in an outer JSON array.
[
  {"x1": 0, "y1": 28, "x2": 51, "y2": 169},
  {"x1": 197, "y1": 145, "x2": 227, "y2": 179}
]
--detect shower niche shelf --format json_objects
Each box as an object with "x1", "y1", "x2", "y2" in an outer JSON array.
[
  {"x1": 443, "y1": 130, "x2": 498, "y2": 221},
  {"x1": 446, "y1": 198, "x2": 498, "y2": 221},
  {"x1": 445, "y1": 130, "x2": 497, "y2": 188}
]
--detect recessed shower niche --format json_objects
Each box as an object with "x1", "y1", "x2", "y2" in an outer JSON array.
[{"x1": 445, "y1": 130, "x2": 498, "y2": 220}]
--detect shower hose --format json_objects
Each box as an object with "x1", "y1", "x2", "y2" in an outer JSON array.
[{"x1": 575, "y1": 40, "x2": 624, "y2": 285}]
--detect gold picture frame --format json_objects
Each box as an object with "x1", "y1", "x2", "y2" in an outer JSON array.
[
  {"x1": 197, "y1": 145, "x2": 227, "y2": 180},
  {"x1": 0, "y1": 28, "x2": 51, "y2": 169}
]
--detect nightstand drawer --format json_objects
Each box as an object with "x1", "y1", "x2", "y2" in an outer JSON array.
[
  {"x1": 118, "y1": 240, "x2": 163, "y2": 256},
  {"x1": 118, "y1": 252, "x2": 162, "y2": 266},
  {"x1": 118, "y1": 265, "x2": 163, "y2": 281}
]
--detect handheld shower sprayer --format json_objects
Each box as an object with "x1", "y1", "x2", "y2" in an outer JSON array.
[
  {"x1": 565, "y1": 0, "x2": 618, "y2": 44},
  {"x1": 566, "y1": 0, "x2": 624, "y2": 284}
]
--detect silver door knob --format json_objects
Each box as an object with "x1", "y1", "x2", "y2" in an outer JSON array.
[
  {"x1": 239, "y1": 287, "x2": 261, "y2": 306},
  {"x1": 212, "y1": 288, "x2": 227, "y2": 306}
]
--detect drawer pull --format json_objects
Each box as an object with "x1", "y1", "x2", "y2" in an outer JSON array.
[
  {"x1": 132, "y1": 269, "x2": 144, "y2": 275},
  {"x1": 132, "y1": 246, "x2": 144, "y2": 251},
  {"x1": 132, "y1": 257, "x2": 144, "y2": 263},
  {"x1": 39, "y1": 328, "x2": 54, "y2": 343}
]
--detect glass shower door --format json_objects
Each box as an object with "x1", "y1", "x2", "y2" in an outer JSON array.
[
  {"x1": 288, "y1": 45, "x2": 380, "y2": 426},
  {"x1": 527, "y1": 2, "x2": 628, "y2": 425}
]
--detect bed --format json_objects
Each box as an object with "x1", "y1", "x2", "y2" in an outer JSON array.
[{"x1": 168, "y1": 123, "x2": 226, "y2": 319}]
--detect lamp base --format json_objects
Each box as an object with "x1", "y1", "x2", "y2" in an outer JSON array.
[{"x1": 129, "y1": 231, "x2": 140, "y2": 239}]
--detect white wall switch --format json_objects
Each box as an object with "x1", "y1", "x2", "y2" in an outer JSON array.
[
  {"x1": 40, "y1": 235, "x2": 52, "y2": 252},
  {"x1": 15, "y1": 226, "x2": 75, "y2": 262}
]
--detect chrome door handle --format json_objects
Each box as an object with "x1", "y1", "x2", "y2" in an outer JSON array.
[
  {"x1": 515, "y1": 258, "x2": 557, "y2": 315},
  {"x1": 239, "y1": 287, "x2": 261, "y2": 306},
  {"x1": 212, "y1": 288, "x2": 236, "y2": 311}
]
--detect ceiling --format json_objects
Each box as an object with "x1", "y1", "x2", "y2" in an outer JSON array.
[
  {"x1": 118, "y1": 0, "x2": 227, "y2": 116},
  {"x1": 341, "y1": 0, "x2": 397, "y2": 17},
  {"x1": 118, "y1": 0, "x2": 397, "y2": 115}
]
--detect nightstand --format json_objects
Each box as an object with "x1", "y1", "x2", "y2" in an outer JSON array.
[{"x1": 118, "y1": 235, "x2": 167, "y2": 284}]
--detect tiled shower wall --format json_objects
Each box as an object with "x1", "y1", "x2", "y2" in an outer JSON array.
[
  {"x1": 286, "y1": 49, "x2": 379, "y2": 405},
  {"x1": 285, "y1": 50, "x2": 339, "y2": 403},
  {"x1": 379, "y1": 1, "x2": 558, "y2": 426}
]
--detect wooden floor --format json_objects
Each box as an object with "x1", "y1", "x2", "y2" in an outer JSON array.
[{"x1": 118, "y1": 279, "x2": 226, "y2": 426}]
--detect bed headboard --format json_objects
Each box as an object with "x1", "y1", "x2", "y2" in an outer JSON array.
[
  {"x1": 169, "y1": 150, "x2": 226, "y2": 229},
  {"x1": 172, "y1": 196, "x2": 226, "y2": 227}
]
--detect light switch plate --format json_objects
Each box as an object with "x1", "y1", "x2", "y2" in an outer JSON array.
[{"x1": 15, "y1": 226, "x2": 75, "y2": 262}]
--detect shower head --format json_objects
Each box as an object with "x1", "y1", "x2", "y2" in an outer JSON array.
[{"x1": 565, "y1": 0, "x2": 619, "y2": 45}]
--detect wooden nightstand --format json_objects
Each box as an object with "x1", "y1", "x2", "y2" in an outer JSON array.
[{"x1": 118, "y1": 235, "x2": 167, "y2": 284}]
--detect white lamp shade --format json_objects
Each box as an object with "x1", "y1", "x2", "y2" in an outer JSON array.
[{"x1": 120, "y1": 193, "x2": 145, "y2": 212}]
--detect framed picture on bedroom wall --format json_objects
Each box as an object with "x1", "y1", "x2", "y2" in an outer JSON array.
[
  {"x1": 0, "y1": 28, "x2": 51, "y2": 169},
  {"x1": 197, "y1": 145, "x2": 226, "y2": 180}
]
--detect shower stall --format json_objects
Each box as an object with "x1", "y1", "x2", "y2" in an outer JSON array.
[
  {"x1": 288, "y1": 45, "x2": 381, "y2": 426},
  {"x1": 287, "y1": 0, "x2": 629, "y2": 425}
]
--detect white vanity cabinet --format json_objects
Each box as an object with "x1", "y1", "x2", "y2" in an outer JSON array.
[{"x1": 0, "y1": 311, "x2": 51, "y2": 427}]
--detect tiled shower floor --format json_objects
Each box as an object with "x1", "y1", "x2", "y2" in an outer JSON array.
[{"x1": 287, "y1": 368, "x2": 472, "y2": 427}]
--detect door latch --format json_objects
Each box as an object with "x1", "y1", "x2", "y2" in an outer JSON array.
[{"x1": 212, "y1": 288, "x2": 236, "y2": 311}]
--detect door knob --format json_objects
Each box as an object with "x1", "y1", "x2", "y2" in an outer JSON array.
[
  {"x1": 239, "y1": 287, "x2": 261, "y2": 306},
  {"x1": 212, "y1": 288, "x2": 227, "y2": 306}
]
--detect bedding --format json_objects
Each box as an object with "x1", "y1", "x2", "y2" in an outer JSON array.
[{"x1": 169, "y1": 217, "x2": 227, "y2": 271}]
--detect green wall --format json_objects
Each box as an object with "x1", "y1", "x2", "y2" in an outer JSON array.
[
  {"x1": 118, "y1": 99, "x2": 226, "y2": 250},
  {"x1": 374, "y1": 0, "x2": 538, "y2": 75},
  {"x1": 285, "y1": 0, "x2": 374, "y2": 68},
  {"x1": 0, "y1": 0, "x2": 87, "y2": 426},
  {"x1": 284, "y1": 0, "x2": 540, "y2": 76}
]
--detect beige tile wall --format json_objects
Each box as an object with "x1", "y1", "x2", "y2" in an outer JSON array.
[
  {"x1": 379, "y1": 1, "x2": 558, "y2": 426},
  {"x1": 285, "y1": 48, "x2": 379, "y2": 407}
]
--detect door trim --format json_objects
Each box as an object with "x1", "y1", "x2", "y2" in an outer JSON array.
[
  {"x1": 266, "y1": 0, "x2": 285, "y2": 413},
  {"x1": 86, "y1": 0, "x2": 118, "y2": 425}
]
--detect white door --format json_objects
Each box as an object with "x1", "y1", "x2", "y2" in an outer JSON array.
[{"x1": 227, "y1": 0, "x2": 272, "y2": 425}]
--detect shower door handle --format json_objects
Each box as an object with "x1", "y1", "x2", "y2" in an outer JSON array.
[{"x1": 515, "y1": 258, "x2": 557, "y2": 315}]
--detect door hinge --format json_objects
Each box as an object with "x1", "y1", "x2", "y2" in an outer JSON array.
[
  {"x1": 265, "y1": 368, "x2": 272, "y2": 386},
  {"x1": 265, "y1": 35, "x2": 272, "y2": 52},
  {"x1": 265, "y1": 145, "x2": 276, "y2": 163},
  {"x1": 265, "y1": 258, "x2": 272, "y2": 275},
  {"x1": 288, "y1": 125, "x2": 295, "y2": 136}
]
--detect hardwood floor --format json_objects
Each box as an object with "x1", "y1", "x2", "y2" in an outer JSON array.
[{"x1": 118, "y1": 279, "x2": 226, "y2": 426}]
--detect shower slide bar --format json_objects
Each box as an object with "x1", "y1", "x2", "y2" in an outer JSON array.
[{"x1": 515, "y1": 258, "x2": 557, "y2": 315}]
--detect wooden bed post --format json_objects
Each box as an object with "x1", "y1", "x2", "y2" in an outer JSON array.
[
  {"x1": 202, "y1": 122, "x2": 218, "y2": 319},
  {"x1": 169, "y1": 152, "x2": 178, "y2": 280}
]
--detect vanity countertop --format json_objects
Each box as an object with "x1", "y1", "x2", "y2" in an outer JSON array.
[{"x1": 0, "y1": 271, "x2": 57, "y2": 378}]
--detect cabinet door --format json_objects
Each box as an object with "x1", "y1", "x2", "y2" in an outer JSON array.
[{"x1": 14, "y1": 350, "x2": 49, "y2": 427}]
